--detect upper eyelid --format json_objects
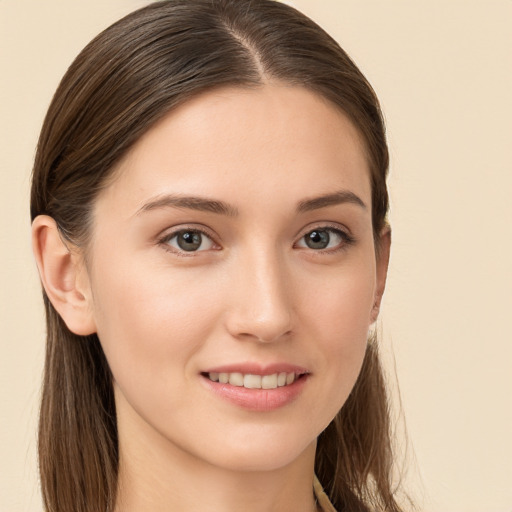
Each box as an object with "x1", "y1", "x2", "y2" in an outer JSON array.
[
  {"x1": 294, "y1": 222, "x2": 352, "y2": 240},
  {"x1": 158, "y1": 224, "x2": 218, "y2": 242}
]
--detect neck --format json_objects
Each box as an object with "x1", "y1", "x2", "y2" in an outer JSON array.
[{"x1": 114, "y1": 403, "x2": 318, "y2": 512}]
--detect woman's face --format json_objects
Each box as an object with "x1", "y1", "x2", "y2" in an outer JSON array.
[{"x1": 85, "y1": 84, "x2": 388, "y2": 472}]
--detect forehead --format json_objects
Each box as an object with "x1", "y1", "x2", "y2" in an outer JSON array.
[{"x1": 99, "y1": 84, "x2": 371, "y2": 215}]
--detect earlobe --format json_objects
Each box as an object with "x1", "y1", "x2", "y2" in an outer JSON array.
[
  {"x1": 370, "y1": 226, "x2": 391, "y2": 324},
  {"x1": 32, "y1": 215, "x2": 96, "y2": 335}
]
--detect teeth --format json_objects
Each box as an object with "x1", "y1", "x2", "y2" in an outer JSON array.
[
  {"x1": 207, "y1": 371, "x2": 299, "y2": 389},
  {"x1": 228, "y1": 372, "x2": 244, "y2": 386},
  {"x1": 261, "y1": 374, "x2": 277, "y2": 389},
  {"x1": 244, "y1": 374, "x2": 261, "y2": 389}
]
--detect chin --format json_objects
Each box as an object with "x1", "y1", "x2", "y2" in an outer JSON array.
[{"x1": 194, "y1": 431, "x2": 317, "y2": 473}]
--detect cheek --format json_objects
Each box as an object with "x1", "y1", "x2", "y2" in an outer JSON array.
[
  {"x1": 303, "y1": 255, "x2": 376, "y2": 342},
  {"x1": 89, "y1": 254, "x2": 220, "y2": 396},
  {"x1": 301, "y1": 261, "x2": 376, "y2": 422}
]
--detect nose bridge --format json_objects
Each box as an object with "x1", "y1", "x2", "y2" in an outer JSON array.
[{"x1": 227, "y1": 243, "x2": 293, "y2": 343}]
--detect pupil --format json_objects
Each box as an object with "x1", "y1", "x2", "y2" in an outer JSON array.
[
  {"x1": 178, "y1": 231, "x2": 202, "y2": 251},
  {"x1": 306, "y1": 230, "x2": 329, "y2": 249}
]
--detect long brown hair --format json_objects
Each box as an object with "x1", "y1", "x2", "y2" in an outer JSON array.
[{"x1": 31, "y1": 1, "x2": 405, "y2": 510}]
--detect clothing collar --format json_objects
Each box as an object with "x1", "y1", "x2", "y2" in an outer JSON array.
[{"x1": 313, "y1": 475, "x2": 337, "y2": 512}]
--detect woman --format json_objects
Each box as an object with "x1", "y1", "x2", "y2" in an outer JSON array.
[{"x1": 30, "y1": 1, "x2": 406, "y2": 511}]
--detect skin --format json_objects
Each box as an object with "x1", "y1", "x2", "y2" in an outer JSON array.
[{"x1": 33, "y1": 84, "x2": 390, "y2": 512}]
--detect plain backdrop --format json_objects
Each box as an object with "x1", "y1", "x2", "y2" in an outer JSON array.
[{"x1": 1, "y1": 1, "x2": 511, "y2": 511}]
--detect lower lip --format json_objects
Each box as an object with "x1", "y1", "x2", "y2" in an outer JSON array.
[{"x1": 201, "y1": 374, "x2": 309, "y2": 412}]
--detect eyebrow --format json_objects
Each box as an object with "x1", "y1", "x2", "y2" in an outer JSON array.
[
  {"x1": 137, "y1": 194, "x2": 239, "y2": 217},
  {"x1": 297, "y1": 190, "x2": 367, "y2": 212},
  {"x1": 136, "y1": 189, "x2": 366, "y2": 217}
]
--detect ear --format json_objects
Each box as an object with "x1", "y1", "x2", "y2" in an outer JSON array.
[
  {"x1": 32, "y1": 215, "x2": 96, "y2": 335},
  {"x1": 370, "y1": 226, "x2": 391, "y2": 324}
]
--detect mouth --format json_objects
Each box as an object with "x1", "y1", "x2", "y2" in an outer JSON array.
[
  {"x1": 200, "y1": 366, "x2": 310, "y2": 411},
  {"x1": 202, "y1": 371, "x2": 306, "y2": 390}
]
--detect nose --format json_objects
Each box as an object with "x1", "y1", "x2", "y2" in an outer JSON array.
[{"x1": 224, "y1": 248, "x2": 294, "y2": 343}]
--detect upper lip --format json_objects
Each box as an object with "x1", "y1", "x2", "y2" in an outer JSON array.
[{"x1": 202, "y1": 363, "x2": 310, "y2": 376}]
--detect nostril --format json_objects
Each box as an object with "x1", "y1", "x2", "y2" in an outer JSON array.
[{"x1": 236, "y1": 329, "x2": 293, "y2": 344}]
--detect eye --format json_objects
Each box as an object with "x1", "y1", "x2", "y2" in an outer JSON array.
[
  {"x1": 296, "y1": 227, "x2": 352, "y2": 251},
  {"x1": 163, "y1": 229, "x2": 215, "y2": 253}
]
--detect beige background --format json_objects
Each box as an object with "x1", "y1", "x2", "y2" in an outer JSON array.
[{"x1": 1, "y1": 1, "x2": 511, "y2": 511}]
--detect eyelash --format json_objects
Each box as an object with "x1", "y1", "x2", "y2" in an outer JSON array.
[
  {"x1": 295, "y1": 225, "x2": 356, "y2": 254},
  {"x1": 158, "y1": 226, "x2": 219, "y2": 257},
  {"x1": 158, "y1": 224, "x2": 355, "y2": 256}
]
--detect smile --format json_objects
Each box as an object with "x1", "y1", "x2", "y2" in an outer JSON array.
[
  {"x1": 206, "y1": 371, "x2": 298, "y2": 389},
  {"x1": 201, "y1": 370, "x2": 309, "y2": 411}
]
